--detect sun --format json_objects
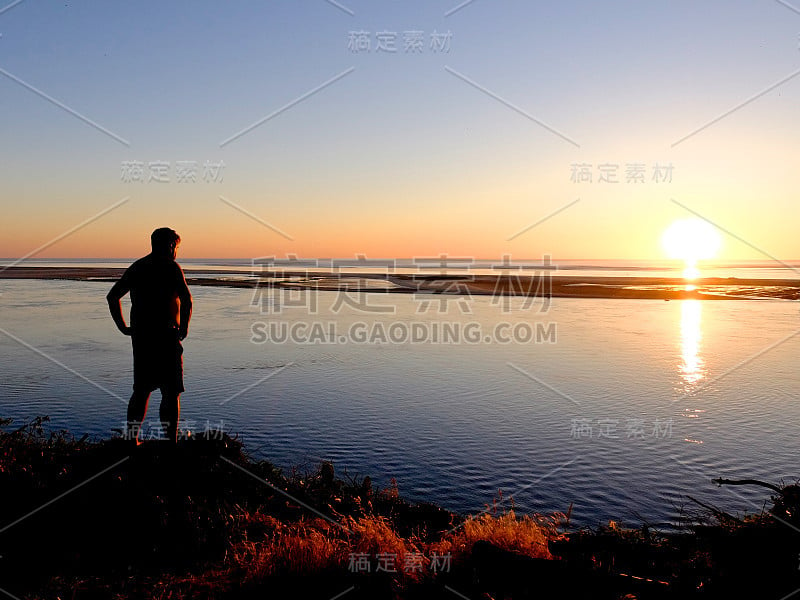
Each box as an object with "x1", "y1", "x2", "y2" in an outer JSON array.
[{"x1": 661, "y1": 218, "x2": 722, "y2": 279}]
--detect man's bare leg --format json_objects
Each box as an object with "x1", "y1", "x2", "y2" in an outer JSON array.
[
  {"x1": 160, "y1": 393, "x2": 180, "y2": 444},
  {"x1": 127, "y1": 390, "x2": 151, "y2": 445}
]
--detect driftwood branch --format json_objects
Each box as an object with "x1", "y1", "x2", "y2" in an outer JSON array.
[
  {"x1": 712, "y1": 478, "x2": 782, "y2": 494},
  {"x1": 687, "y1": 495, "x2": 739, "y2": 523}
]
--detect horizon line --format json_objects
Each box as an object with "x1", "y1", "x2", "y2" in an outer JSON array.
[{"x1": 1, "y1": 257, "x2": 797, "y2": 265}]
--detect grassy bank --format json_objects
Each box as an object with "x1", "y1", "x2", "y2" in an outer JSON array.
[{"x1": 1, "y1": 417, "x2": 798, "y2": 599}]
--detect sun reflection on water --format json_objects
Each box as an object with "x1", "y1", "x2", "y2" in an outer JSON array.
[{"x1": 679, "y1": 300, "x2": 705, "y2": 385}]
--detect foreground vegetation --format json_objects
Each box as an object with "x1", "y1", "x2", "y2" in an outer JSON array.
[{"x1": 0, "y1": 417, "x2": 798, "y2": 599}]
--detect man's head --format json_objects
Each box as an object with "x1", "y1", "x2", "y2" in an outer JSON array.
[{"x1": 151, "y1": 227, "x2": 181, "y2": 260}]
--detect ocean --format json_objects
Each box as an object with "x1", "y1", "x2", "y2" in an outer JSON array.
[{"x1": 0, "y1": 259, "x2": 798, "y2": 528}]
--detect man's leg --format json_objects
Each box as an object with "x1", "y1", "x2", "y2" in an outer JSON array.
[
  {"x1": 127, "y1": 389, "x2": 151, "y2": 445},
  {"x1": 160, "y1": 392, "x2": 180, "y2": 444},
  {"x1": 160, "y1": 329, "x2": 184, "y2": 444}
]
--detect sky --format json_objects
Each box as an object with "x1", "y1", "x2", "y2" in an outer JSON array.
[{"x1": 0, "y1": 0, "x2": 798, "y2": 261}]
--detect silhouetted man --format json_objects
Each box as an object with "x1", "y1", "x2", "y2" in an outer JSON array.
[{"x1": 107, "y1": 228, "x2": 192, "y2": 445}]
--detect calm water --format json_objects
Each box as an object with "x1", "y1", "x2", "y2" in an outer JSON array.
[{"x1": 1, "y1": 278, "x2": 798, "y2": 528}]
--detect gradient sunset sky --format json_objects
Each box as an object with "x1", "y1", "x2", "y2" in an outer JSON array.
[{"x1": 1, "y1": 1, "x2": 798, "y2": 260}]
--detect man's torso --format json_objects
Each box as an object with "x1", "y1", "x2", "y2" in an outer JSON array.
[{"x1": 124, "y1": 255, "x2": 185, "y2": 334}]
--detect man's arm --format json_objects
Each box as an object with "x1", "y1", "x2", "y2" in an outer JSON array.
[
  {"x1": 176, "y1": 266, "x2": 192, "y2": 341},
  {"x1": 106, "y1": 277, "x2": 132, "y2": 336}
]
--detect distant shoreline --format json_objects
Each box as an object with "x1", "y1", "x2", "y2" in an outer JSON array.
[{"x1": 2, "y1": 266, "x2": 799, "y2": 300}]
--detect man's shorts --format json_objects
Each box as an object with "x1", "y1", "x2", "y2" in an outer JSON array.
[{"x1": 131, "y1": 328, "x2": 184, "y2": 395}]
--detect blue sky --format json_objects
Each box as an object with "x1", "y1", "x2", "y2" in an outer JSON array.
[{"x1": 1, "y1": 0, "x2": 798, "y2": 259}]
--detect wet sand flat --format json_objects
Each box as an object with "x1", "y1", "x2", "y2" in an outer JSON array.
[{"x1": 2, "y1": 266, "x2": 798, "y2": 300}]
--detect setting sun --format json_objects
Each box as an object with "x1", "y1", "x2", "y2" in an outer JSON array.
[{"x1": 661, "y1": 218, "x2": 723, "y2": 279}]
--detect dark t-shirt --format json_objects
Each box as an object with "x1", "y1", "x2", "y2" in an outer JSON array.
[{"x1": 115, "y1": 254, "x2": 191, "y2": 335}]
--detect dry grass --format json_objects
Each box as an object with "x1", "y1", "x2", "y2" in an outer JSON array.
[
  {"x1": 238, "y1": 523, "x2": 346, "y2": 579},
  {"x1": 222, "y1": 513, "x2": 429, "y2": 585},
  {"x1": 214, "y1": 505, "x2": 560, "y2": 593},
  {"x1": 433, "y1": 508, "x2": 561, "y2": 563}
]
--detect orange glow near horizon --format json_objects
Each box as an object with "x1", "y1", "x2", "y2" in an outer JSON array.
[{"x1": 4, "y1": 209, "x2": 791, "y2": 263}]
